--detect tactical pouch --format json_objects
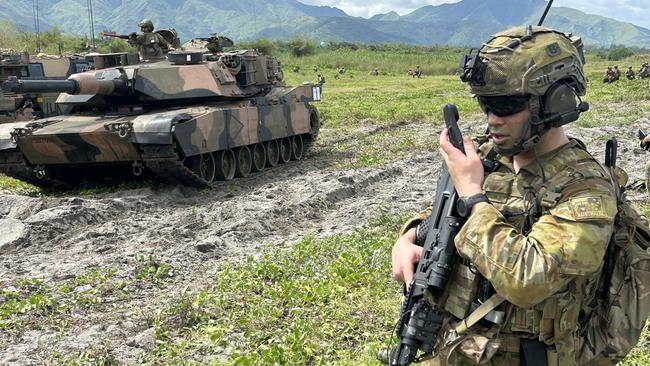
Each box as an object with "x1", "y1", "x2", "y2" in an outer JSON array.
[{"x1": 444, "y1": 262, "x2": 480, "y2": 320}]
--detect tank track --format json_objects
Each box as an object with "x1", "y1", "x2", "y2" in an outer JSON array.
[
  {"x1": 140, "y1": 131, "x2": 318, "y2": 188},
  {"x1": 140, "y1": 145, "x2": 214, "y2": 187},
  {"x1": 0, "y1": 130, "x2": 318, "y2": 189},
  {"x1": 0, "y1": 150, "x2": 73, "y2": 189}
]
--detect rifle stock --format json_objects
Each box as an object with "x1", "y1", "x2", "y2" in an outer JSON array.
[{"x1": 389, "y1": 104, "x2": 466, "y2": 365}]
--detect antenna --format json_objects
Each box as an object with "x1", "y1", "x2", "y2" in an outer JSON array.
[
  {"x1": 538, "y1": 0, "x2": 554, "y2": 26},
  {"x1": 87, "y1": 0, "x2": 96, "y2": 51},
  {"x1": 32, "y1": 0, "x2": 41, "y2": 53}
]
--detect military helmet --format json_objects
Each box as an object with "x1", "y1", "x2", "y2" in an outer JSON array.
[
  {"x1": 139, "y1": 19, "x2": 154, "y2": 32},
  {"x1": 461, "y1": 26, "x2": 586, "y2": 98},
  {"x1": 460, "y1": 26, "x2": 589, "y2": 156}
]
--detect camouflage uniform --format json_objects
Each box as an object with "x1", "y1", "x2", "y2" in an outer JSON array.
[
  {"x1": 603, "y1": 67, "x2": 615, "y2": 83},
  {"x1": 128, "y1": 19, "x2": 172, "y2": 60},
  {"x1": 626, "y1": 66, "x2": 635, "y2": 80},
  {"x1": 638, "y1": 63, "x2": 650, "y2": 79},
  {"x1": 397, "y1": 27, "x2": 618, "y2": 366}
]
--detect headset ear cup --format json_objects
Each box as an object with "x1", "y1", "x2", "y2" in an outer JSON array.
[{"x1": 542, "y1": 83, "x2": 579, "y2": 117}]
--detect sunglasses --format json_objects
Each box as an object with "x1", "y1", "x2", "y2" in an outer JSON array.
[{"x1": 477, "y1": 95, "x2": 529, "y2": 117}]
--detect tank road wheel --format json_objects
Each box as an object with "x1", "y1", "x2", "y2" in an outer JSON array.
[
  {"x1": 215, "y1": 149, "x2": 236, "y2": 181},
  {"x1": 279, "y1": 137, "x2": 292, "y2": 164},
  {"x1": 234, "y1": 146, "x2": 252, "y2": 178},
  {"x1": 189, "y1": 153, "x2": 216, "y2": 183},
  {"x1": 265, "y1": 140, "x2": 279, "y2": 167},
  {"x1": 251, "y1": 143, "x2": 266, "y2": 173},
  {"x1": 291, "y1": 135, "x2": 304, "y2": 160}
]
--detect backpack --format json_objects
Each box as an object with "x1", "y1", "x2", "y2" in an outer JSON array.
[{"x1": 573, "y1": 144, "x2": 650, "y2": 365}]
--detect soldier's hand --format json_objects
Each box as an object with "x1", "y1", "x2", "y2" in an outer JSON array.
[
  {"x1": 391, "y1": 228, "x2": 422, "y2": 287},
  {"x1": 439, "y1": 128, "x2": 484, "y2": 197},
  {"x1": 642, "y1": 134, "x2": 650, "y2": 151}
]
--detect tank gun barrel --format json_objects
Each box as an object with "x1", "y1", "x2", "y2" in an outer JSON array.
[
  {"x1": 3, "y1": 76, "x2": 77, "y2": 94},
  {"x1": 2, "y1": 74, "x2": 128, "y2": 96}
]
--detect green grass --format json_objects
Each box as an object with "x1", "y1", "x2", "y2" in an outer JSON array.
[
  {"x1": 0, "y1": 268, "x2": 128, "y2": 334},
  {"x1": 142, "y1": 213, "x2": 406, "y2": 365}
]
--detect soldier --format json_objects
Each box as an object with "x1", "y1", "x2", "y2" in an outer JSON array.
[
  {"x1": 613, "y1": 65, "x2": 621, "y2": 81},
  {"x1": 292, "y1": 66, "x2": 300, "y2": 73},
  {"x1": 626, "y1": 65, "x2": 636, "y2": 80},
  {"x1": 391, "y1": 26, "x2": 618, "y2": 365},
  {"x1": 410, "y1": 65, "x2": 421, "y2": 78},
  {"x1": 317, "y1": 73, "x2": 325, "y2": 84},
  {"x1": 371, "y1": 68, "x2": 379, "y2": 76},
  {"x1": 407, "y1": 69, "x2": 413, "y2": 77},
  {"x1": 639, "y1": 63, "x2": 650, "y2": 79},
  {"x1": 603, "y1": 66, "x2": 615, "y2": 83},
  {"x1": 128, "y1": 19, "x2": 174, "y2": 61}
]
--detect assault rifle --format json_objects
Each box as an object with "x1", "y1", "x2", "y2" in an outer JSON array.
[
  {"x1": 640, "y1": 129, "x2": 648, "y2": 150},
  {"x1": 382, "y1": 104, "x2": 467, "y2": 365},
  {"x1": 99, "y1": 31, "x2": 136, "y2": 41}
]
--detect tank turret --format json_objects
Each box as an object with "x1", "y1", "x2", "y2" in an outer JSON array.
[{"x1": 0, "y1": 38, "x2": 322, "y2": 188}]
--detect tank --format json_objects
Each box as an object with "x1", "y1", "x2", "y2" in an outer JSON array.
[
  {"x1": 0, "y1": 50, "x2": 92, "y2": 123},
  {"x1": 0, "y1": 40, "x2": 321, "y2": 187}
]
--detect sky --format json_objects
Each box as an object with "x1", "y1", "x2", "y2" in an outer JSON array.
[{"x1": 299, "y1": 0, "x2": 650, "y2": 29}]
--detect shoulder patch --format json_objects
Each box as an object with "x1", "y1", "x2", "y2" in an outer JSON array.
[
  {"x1": 550, "y1": 195, "x2": 616, "y2": 222},
  {"x1": 570, "y1": 196, "x2": 609, "y2": 220}
]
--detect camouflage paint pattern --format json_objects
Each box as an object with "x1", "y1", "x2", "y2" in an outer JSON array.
[
  {"x1": 0, "y1": 50, "x2": 320, "y2": 183},
  {"x1": 0, "y1": 48, "x2": 320, "y2": 184}
]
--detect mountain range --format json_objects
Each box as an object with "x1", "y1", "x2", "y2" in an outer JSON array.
[{"x1": 2, "y1": 0, "x2": 649, "y2": 48}]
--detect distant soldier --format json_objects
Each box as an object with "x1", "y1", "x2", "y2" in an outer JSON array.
[
  {"x1": 613, "y1": 65, "x2": 621, "y2": 81},
  {"x1": 292, "y1": 66, "x2": 300, "y2": 73},
  {"x1": 639, "y1": 63, "x2": 650, "y2": 79},
  {"x1": 642, "y1": 132, "x2": 650, "y2": 195},
  {"x1": 370, "y1": 68, "x2": 379, "y2": 76},
  {"x1": 412, "y1": 65, "x2": 422, "y2": 78},
  {"x1": 338, "y1": 66, "x2": 346, "y2": 75},
  {"x1": 407, "y1": 69, "x2": 413, "y2": 77},
  {"x1": 313, "y1": 65, "x2": 319, "y2": 73},
  {"x1": 626, "y1": 65, "x2": 635, "y2": 80},
  {"x1": 603, "y1": 66, "x2": 616, "y2": 83},
  {"x1": 128, "y1": 19, "x2": 174, "y2": 61},
  {"x1": 317, "y1": 73, "x2": 325, "y2": 84}
]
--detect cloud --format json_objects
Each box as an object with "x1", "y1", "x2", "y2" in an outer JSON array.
[{"x1": 299, "y1": 0, "x2": 650, "y2": 28}]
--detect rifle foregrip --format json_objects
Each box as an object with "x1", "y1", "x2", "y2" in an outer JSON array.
[{"x1": 415, "y1": 215, "x2": 432, "y2": 246}]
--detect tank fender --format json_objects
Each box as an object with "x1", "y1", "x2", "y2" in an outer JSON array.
[
  {"x1": 264, "y1": 84, "x2": 321, "y2": 103},
  {"x1": 0, "y1": 121, "x2": 34, "y2": 150},
  {"x1": 130, "y1": 112, "x2": 192, "y2": 145}
]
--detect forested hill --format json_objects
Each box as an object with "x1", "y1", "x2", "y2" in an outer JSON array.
[{"x1": 2, "y1": 0, "x2": 649, "y2": 48}]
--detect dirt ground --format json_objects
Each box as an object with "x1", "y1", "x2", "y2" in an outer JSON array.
[{"x1": 0, "y1": 117, "x2": 648, "y2": 364}]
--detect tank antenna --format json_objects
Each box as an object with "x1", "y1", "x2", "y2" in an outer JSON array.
[
  {"x1": 87, "y1": 0, "x2": 96, "y2": 51},
  {"x1": 538, "y1": 0, "x2": 554, "y2": 26}
]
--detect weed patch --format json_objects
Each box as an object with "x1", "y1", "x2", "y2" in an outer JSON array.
[{"x1": 144, "y1": 213, "x2": 406, "y2": 365}]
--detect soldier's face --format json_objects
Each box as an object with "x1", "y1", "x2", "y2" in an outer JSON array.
[{"x1": 486, "y1": 108, "x2": 532, "y2": 149}]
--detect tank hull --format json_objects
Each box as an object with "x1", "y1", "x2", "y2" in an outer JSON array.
[{"x1": 0, "y1": 84, "x2": 321, "y2": 187}]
